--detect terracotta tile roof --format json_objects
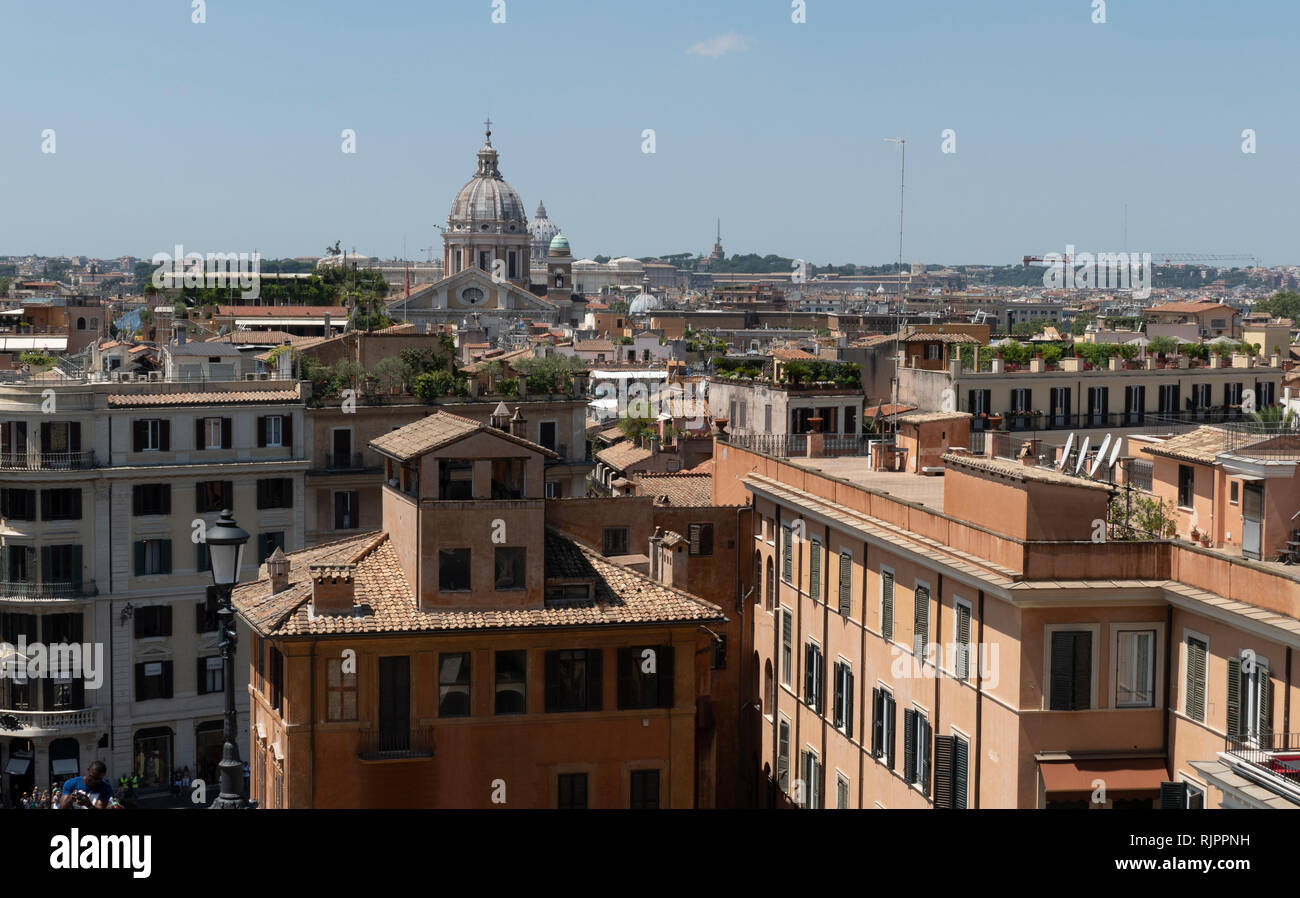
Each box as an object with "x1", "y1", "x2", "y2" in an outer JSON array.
[
  {"x1": 217, "y1": 305, "x2": 342, "y2": 317},
  {"x1": 637, "y1": 473, "x2": 714, "y2": 506},
  {"x1": 769, "y1": 347, "x2": 817, "y2": 360},
  {"x1": 1148, "y1": 301, "x2": 1234, "y2": 315},
  {"x1": 684, "y1": 457, "x2": 713, "y2": 474},
  {"x1": 105, "y1": 389, "x2": 300, "y2": 408},
  {"x1": 942, "y1": 452, "x2": 1113, "y2": 491},
  {"x1": 205, "y1": 330, "x2": 318, "y2": 346},
  {"x1": 865, "y1": 402, "x2": 917, "y2": 418},
  {"x1": 597, "y1": 425, "x2": 625, "y2": 443},
  {"x1": 232, "y1": 529, "x2": 724, "y2": 637},
  {"x1": 575, "y1": 339, "x2": 616, "y2": 353},
  {"x1": 898, "y1": 411, "x2": 972, "y2": 424},
  {"x1": 369, "y1": 409, "x2": 558, "y2": 461},
  {"x1": 595, "y1": 440, "x2": 653, "y2": 471},
  {"x1": 1138, "y1": 425, "x2": 1226, "y2": 465}
]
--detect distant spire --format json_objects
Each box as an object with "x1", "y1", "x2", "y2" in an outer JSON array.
[
  {"x1": 483, "y1": 116, "x2": 493, "y2": 146},
  {"x1": 716, "y1": 217, "x2": 721, "y2": 243}
]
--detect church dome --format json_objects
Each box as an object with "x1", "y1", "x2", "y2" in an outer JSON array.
[
  {"x1": 529, "y1": 201, "x2": 560, "y2": 245},
  {"x1": 549, "y1": 233, "x2": 570, "y2": 254},
  {"x1": 628, "y1": 277, "x2": 665, "y2": 316},
  {"x1": 448, "y1": 127, "x2": 527, "y2": 228}
]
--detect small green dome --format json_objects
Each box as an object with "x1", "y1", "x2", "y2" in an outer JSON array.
[{"x1": 549, "y1": 233, "x2": 570, "y2": 252}]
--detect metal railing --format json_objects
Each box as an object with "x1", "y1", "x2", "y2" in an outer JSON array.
[
  {"x1": 968, "y1": 407, "x2": 1250, "y2": 435},
  {"x1": 357, "y1": 726, "x2": 435, "y2": 760},
  {"x1": 0, "y1": 580, "x2": 97, "y2": 601},
  {"x1": 1124, "y1": 458, "x2": 1154, "y2": 491},
  {"x1": 0, "y1": 450, "x2": 98, "y2": 470},
  {"x1": 727, "y1": 433, "x2": 873, "y2": 458},
  {"x1": 324, "y1": 451, "x2": 365, "y2": 471},
  {"x1": 1225, "y1": 733, "x2": 1300, "y2": 789},
  {"x1": 1222, "y1": 420, "x2": 1300, "y2": 461},
  {"x1": 0, "y1": 707, "x2": 100, "y2": 733}
]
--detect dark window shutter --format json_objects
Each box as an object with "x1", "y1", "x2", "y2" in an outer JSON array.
[
  {"x1": 132, "y1": 485, "x2": 143, "y2": 515},
  {"x1": 40, "y1": 422, "x2": 51, "y2": 452},
  {"x1": 838, "y1": 553, "x2": 851, "y2": 616},
  {"x1": 257, "y1": 417, "x2": 267, "y2": 448},
  {"x1": 282, "y1": 415, "x2": 293, "y2": 450},
  {"x1": 160, "y1": 541, "x2": 172, "y2": 575},
  {"x1": 1072, "y1": 631, "x2": 1092, "y2": 709},
  {"x1": 903, "y1": 708, "x2": 917, "y2": 783},
  {"x1": 256, "y1": 479, "x2": 267, "y2": 509},
  {"x1": 955, "y1": 602, "x2": 972, "y2": 680},
  {"x1": 1159, "y1": 781, "x2": 1188, "y2": 809},
  {"x1": 197, "y1": 657, "x2": 207, "y2": 695},
  {"x1": 195, "y1": 418, "x2": 205, "y2": 450},
  {"x1": 162, "y1": 660, "x2": 174, "y2": 698},
  {"x1": 70, "y1": 546, "x2": 82, "y2": 586},
  {"x1": 133, "y1": 420, "x2": 146, "y2": 452},
  {"x1": 913, "y1": 585, "x2": 929, "y2": 658},
  {"x1": 658, "y1": 644, "x2": 674, "y2": 708},
  {"x1": 920, "y1": 717, "x2": 932, "y2": 797},
  {"x1": 159, "y1": 420, "x2": 170, "y2": 451},
  {"x1": 221, "y1": 418, "x2": 232, "y2": 449},
  {"x1": 833, "y1": 663, "x2": 844, "y2": 728},
  {"x1": 1226, "y1": 657, "x2": 1242, "y2": 738},
  {"x1": 283, "y1": 478, "x2": 293, "y2": 508},
  {"x1": 544, "y1": 652, "x2": 559, "y2": 712},
  {"x1": 1261, "y1": 669, "x2": 1273, "y2": 741},
  {"x1": 844, "y1": 668, "x2": 854, "y2": 735},
  {"x1": 133, "y1": 541, "x2": 145, "y2": 576},
  {"x1": 162, "y1": 485, "x2": 171, "y2": 515},
  {"x1": 885, "y1": 694, "x2": 896, "y2": 770},
  {"x1": 933, "y1": 734, "x2": 955, "y2": 809},
  {"x1": 871, "y1": 688, "x2": 883, "y2": 756},
  {"x1": 70, "y1": 423, "x2": 81, "y2": 452},
  {"x1": 882, "y1": 571, "x2": 894, "y2": 641},
  {"x1": 39, "y1": 545, "x2": 51, "y2": 582},
  {"x1": 72, "y1": 489, "x2": 82, "y2": 520},
  {"x1": 134, "y1": 663, "x2": 145, "y2": 699},
  {"x1": 40, "y1": 490, "x2": 51, "y2": 521},
  {"x1": 587, "y1": 650, "x2": 602, "y2": 711},
  {"x1": 1050, "y1": 632, "x2": 1075, "y2": 710},
  {"x1": 1186, "y1": 638, "x2": 1207, "y2": 721},
  {"x1": 809, "y1": 538, "x2": 821, "y2": 599},
  {"x1": 954, "y1": 736, "x2": 969, "y2": 809},
  {"x1": 804, "y1": 644, "x2": 814, "y2": 704}
]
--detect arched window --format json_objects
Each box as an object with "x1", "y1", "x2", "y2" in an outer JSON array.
[
  {"x1": 752, "y1": 552, "x2": 762, "y2": 605},
  {"x1": 764, "y1": 660, "x2": 774, "y2": 715},
  {"x1": 76, "y1": 317, "x2": 86, "y2": 330},
  {"x1": 765, "y1": 557, "x2": 775, "y2": 611}
]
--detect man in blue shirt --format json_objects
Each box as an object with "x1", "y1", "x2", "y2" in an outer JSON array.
[{"x1": 59, "y1": 761, "x2": 113, "y2": 809}]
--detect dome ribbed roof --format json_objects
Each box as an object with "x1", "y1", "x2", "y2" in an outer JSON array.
[
  {"x1": 449, "y1": 129, "x2": 526, "y2": 226},
  {"x1": 528, "y1": 201, "x2": 560, "y2": 245},
  {"x1": 549, "y1": 234, "x2": 570, "y2": 252}
]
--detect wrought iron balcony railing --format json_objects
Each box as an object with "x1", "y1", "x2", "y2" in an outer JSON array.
[
  {"x1": 0, "y1": 580, "x2": 97, "y2": 601},
  {"x1": 1225, "y1": 732, "x2": 1300, "y2": 790},
  {"x1": 356, "y1": 726, "x2": 435, "y2": 761},
  {"x1": 0, "y1": 450, "x2": 98, "y2": 470}
]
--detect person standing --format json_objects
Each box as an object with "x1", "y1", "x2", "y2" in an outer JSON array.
[{"x1": 59, "y1": 761, "x2": 113, "y2": 810}]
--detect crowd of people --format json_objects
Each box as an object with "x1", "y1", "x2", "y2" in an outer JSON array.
[{"x1": 4, "y1": 761, "x2": 127, "y2": 809}]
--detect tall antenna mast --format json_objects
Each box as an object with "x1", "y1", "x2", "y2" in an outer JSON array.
[{"x1": 884, "y1": 137, "x2": 906, "y2": 438}]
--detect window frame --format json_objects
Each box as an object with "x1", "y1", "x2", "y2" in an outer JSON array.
[
  {"x1": 1181, "y1": 629, "x2": 1210, "y2": 723},
  {"x1": 1043, "y1": 623, "x2": 1101, "y2": 711},
  {"x1": 953, "y1": 596, "x2": 973, "y2": 682},
  {"x1": 437, "y1": 651, "x2": 472, "y2": 718},
  {"x1": 1110, "y1": 622, "x2": 1162, "y2": 710},
  {"x1": 880, "y1": 565, "x2": 895, "y2": 642}
]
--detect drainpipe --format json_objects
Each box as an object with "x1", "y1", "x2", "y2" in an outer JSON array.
[
  {"x1": 309, "y1": 638, "x2": 317, "y2": 809},
  {"x1": 1163, "y1": 604, "x2": 1173, "y2": 779},
  {"x1": 974, "y1": 590, "x2": 984, "y2": 809}
]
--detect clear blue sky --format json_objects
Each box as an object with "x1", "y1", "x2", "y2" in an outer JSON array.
[{"x1": 2, "y1": 0, "x2": 1294, "y2": 265}]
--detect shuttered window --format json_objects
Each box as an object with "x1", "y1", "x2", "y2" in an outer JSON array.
[
  {"x1": 904, "y1": 709, "x2": 932, "y2": 794},
  {"x1": 780, "y1": 609, "x2": 793, "y2": 686},
  {"x1": 871, "y1": 687, "x2": 896, "y2": 769},
  {"x1": 954, "y1": 600, "x2": 972, "y2": 681},
  {"x1": 837, "y1": 552, "x2": 852, "y2": 616},
  {"x1": 832, "y1": 661, "x2": 854, "y2": 735},
  {"x1": 1228, "y1": 653, "x2": 1273, "y2": 742},
  {"x1": 933, "y1": 733, "x2": 969, "y2": 809},
  {"x1": 687, "y1": 523, "x2": 713, "y2": 556},
  {"x1": 912, "y1": 584, "x2": 930, "y2": 659},
  {"x1": 776, "y1": 718, "x2": 790, "y2": 792},
  {"x1": 1049, "y1": 630, "x2": 1092, "y2": 710},
  {"x1": 781, "y1": 524, "x2": 793, "y2": 583},
  {"x1": 803, "y1": 642, "x2": 823, "y2": 713},
  {"x1": 808, "y1": 537, "x2": 821, "y2": 599},
  {"x1": 881, "y1": 570, "x2": 894, "y2": 641},
  {"x1": 1184, "y1": 637, "x2": 1207, "y2": 722}
]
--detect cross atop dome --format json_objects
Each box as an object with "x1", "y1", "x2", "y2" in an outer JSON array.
[{"x1": 483, "y1": 116, "x2": 493, "y2": 146}]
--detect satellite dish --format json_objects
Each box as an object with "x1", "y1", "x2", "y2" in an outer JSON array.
[
  {"x1": 1075, "y1": 436, "x2": 1091, "y2": 475},
  {"x1": 1059, "y1": 433, "x2": 1075, "y2": 469},
  {"x1": 1090, "y1": 434, "x2": 1113, "y2": 478},
  {"x1": 1107, "y1": 438, "x2": 1122, "y2": 477}
]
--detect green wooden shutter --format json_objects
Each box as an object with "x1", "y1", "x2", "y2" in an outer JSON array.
[
  {"x1": 809, "y1": 537, "x2": 821, "y2": 599},
  {"x1": 1226, "y1": 657, "x2": 1241, "y2": 739},
  {"x1": 833, "y1": 662, "x2": 844, "y2": 728},
  {"x1": 913, "y1": 585, "x2": 929, "y2": 659},
  {"x1": 933, "y1": 734, "x2": 955, "y2": 809},
  {"x1": 838, "y1": 553, "x2": 851, "y2": 616},
  {"x1": 804, "y1": 643, "x2": 814, "y2": 704},
  {"x1": 1186, "y1": 638, "x2": 1207, "y2": 721},
  {"x1": 781, "y1": 525, "x2": 792, "y2": 582},
  {"x1": 954, "y1": 736, "x2": 969, "y2": 809},
  {"x1": 871, "y1": 688, "x2": 882, "y2": 756},
  {"x1": 882, "y1": 571, "x2": 894, "y2": 641},
  {"x1": 903, "y1": 708, "x2": 916, "y2": 783},
  {"x1": 920, "y1": 716, "x2": 932, "y2": 797},
  {"x1": 1261, "y1": 669, "x2": 1273, "y2": 745},
  {"x1": 955, "y1": 602, "x2": 972, "y2": 681},
  {"x1": 844, "y1": 667, "x2": 854, "y2": 736},
  {"x1": 1159, "y1": 781, "x2": 1188, "y2": 809},
  {"x1": 885, "y1": 694, "x2": 897, "y2": 770}
]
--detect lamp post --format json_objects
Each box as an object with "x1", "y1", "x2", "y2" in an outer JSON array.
[{"x1": 205, "y1": 509, "x2": 250, "y2": 809}]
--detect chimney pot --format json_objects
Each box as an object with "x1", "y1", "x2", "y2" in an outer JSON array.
[
  {"x1": 267, "y1": 546, "x2": 290, "y2": 594},
  {"x1": 309, "y1": 563, "x2": 356, "y2": 614}
]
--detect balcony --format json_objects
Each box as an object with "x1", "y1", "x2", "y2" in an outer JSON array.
[
  {"x1": 0, "y1": 450, "x2": 98, "y2": 470},
  {"x1": 356, "y1": 726, "x2": 435, "y2": 761},
  {"x1": 0, "y1": 707, "x2": 102, "y2": 735},
  {"x1": 1221, "y1": 420, "x2": 1300, "y2": 462},
  {"x1": 0, "y1": 580, "x2": 97, "y2": 602},
  {"x1": 967, "y1": 407, "x2": 1248, "y2": 435},
  {"x1": 1223, "y1": 733, "x2": 1300, "y2": 795},
  {"x1": 323, "y1": 451, "x2": 367, "y2": 471},
  {"x1": 727, "y1": 434, "x2": 873, "y2": 458}
]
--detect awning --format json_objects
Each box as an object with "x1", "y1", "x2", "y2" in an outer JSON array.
[
  {"x1": 51, "y1": 758, "x2": 79, "y2": 776},
  {"x1": 4, "y1": 756, "x2": 31, "y2": 776},
  {"x1": 1040, "y1": 757, "x2": 1167, "y2": 796}
]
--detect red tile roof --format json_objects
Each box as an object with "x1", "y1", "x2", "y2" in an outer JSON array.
[{"x1": 105, "y1": 389, "x2": 300, "y2": 408}]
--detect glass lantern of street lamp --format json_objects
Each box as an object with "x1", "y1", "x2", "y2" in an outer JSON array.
[{"x1": 206, "y1": 510, "x2": 250, "y2": 588}]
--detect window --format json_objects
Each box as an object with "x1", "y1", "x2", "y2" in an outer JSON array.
[
  {"x1": 494, "y1": 650, "x2": 526, "y2": 714},
  {"x1": 776, "y1": 717, "x2": 791, "y2": 792},
  {"x1": 256, "y1": 478, "x2": 293, "y2": 510},
  {"x1": 132, "y1": 484, "x2": 171, "y2": 516},
  {"x1": 133, "y1": 604, "x2": 172, "y2": 638},
  {"x1": 494, "y1": 547, "x2": 526, "y2": 590},
  {"x1": 808, "y1": 536, "x2": 821, "y2": 599},
  {"x1": 925, "y1": 343, "x2": 942, "y2": 361},
  {"x1": 803, "y1": 641, "x2": 823, "y2": 713},
  {"x1": 438, "y1": 459, "x2": 473, "y2": 500},
  {"x1": 538, "y1": 421, "x2": 557, "y2": 452},
  {"x1": 197, "y1": 656, "x2": 223, "y2": 694},
  {"x1": 833, "y1": 660, "x2": 854, "y2": 734},
  {"x1": 439, "y1": 548, "x2": 471, "y2": 591},
  {"x1": 954, "y1": 599, "x2": 972, "y2": 681},
  {"x1": 781, "y1": 524, "x2": 793, "y2": 582},
  {"x1": 780, "y1": 609, "x2": 793, "y2": 686},
  {"x1": 326, "y1": 657, "x2": 357, "y2": 721},
  {"x1": 438, "y1": 652, "x2": 471, "y2": 717},
  {"x1": 602, "y1": 527, "x2": 629, "y2": 557},
  {"x1": 687, "y1": 523, "x2": 713, "y2": 556},
  {"x1": 1230, "y1": 482, "x2": 1239, "y2": 505},
  {"x1": 334, "y1": 490, "x2": 358, "y2": 530},
  {"x1": 1177, "y1": 465, "x2": 1194, "y2": 508},
  {"x1": 39, "y1": 488, "x2": 81, "y2": 521},
  {"x1": 545, "y1": 649, "x2": 602, "y2": 712},
  {"x1": 490, "y1": 458, "x2": 525, "y2": 499},
  {"x1": 0, "y1": 488, "x2": 36, "y2": 521},
  {"x1": 256, "y1": 532, "x2": 285, "y2": 564},
  {"x1": 197, "y1": 417, "x2": 230, "y2": 450},
  {"x1": 836, "y1": 774, "x2": 850, "y2": 809},
  {"x1": 800, "y1": 750, "x2": 822, "y2": 809},
  {"x1": 258, "y1": 415, "x2": 290, "y2": 448},
  {"x1": 1049, "y1": 629, "x2": 1093, "y2": 710},
  {"x1": 196, "y1": 588, "x2": 219, "y2": 632},
  {"x1": 765, "y1": 557, "x2": 774, "y2": 611},
  {"x1": 903, "y1": 707, "x2": 931, "y2": 795},
  {"x1": 1184, "y1": 635, "x2": 1208, "y2": 722},
  {"x1": 1115, "y1": 629, "x2": 1156, "y2": 708},
  {"x1": 618, "y1": 645, "x2": 674, "y2": 709},
  {"x1": 557, "y1": 773, "x2": 587, "y2": 809},
  {"x1": 630, "y1": 770, "x2": 660, "y2": 809},
  {"x1": 933, "y1": 732, "x2": 970, "y2": 809},
  {"x1": 134, "y1": 660, "x2": 173, "y2": 701},
  {"x1": 837, "y1": 552, "x2": 852, "y2": 616},
  {"x1": 267, "y1": 646, "x2": 284, "y2": 713},
  {"x1": 134, "y1": 539, "x2": 173, "y2": 576},
  {"x1": 871, "y1": 687, "x2": 897, "y2": 769},
  {"x1": 1228, "y1": 652, "x2": 1273, "y2": 743},
  {"x1": 912, "y1": 583, "x2": 930, "y2": 659},
  {"x1": 42, "y1": 545, "x2": 81, "y2": 584},
  {"x1": 195, "y1": 481, "x2": 232, "y2": 514},
  {"x1": 711, "y1": 634, "x2": 726, "y2": 670},
  {"x1": 881, "y1": 569, "x2": 895, "y2": 641}
]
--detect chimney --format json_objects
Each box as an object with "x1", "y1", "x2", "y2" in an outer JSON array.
[
  {"x1": 309, "y1": 563, "x2": 356, "y2": 615},
  {"x1": 649, "y1": 435, "x2": 660, "y2": 455},
  {"x1": 267, "y1": 546, "x2": 290, "y2": 594},
  {"x1": 509, "y1": 406, "x2": 527, "y2": 438},
  {"x1": 490, "y1": 400, "x2": 510, "y2": 431},
  {"x1": 324, "y1": 313, "x2": 332, "y2": 336}
]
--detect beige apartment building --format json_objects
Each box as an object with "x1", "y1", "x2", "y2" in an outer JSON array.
[
  {"x1": 715, "y1": 437, "x2": 1300, "y2": 809},
  {"x1": 0, "y1": 375, "x2": 305, "y2": 798}
]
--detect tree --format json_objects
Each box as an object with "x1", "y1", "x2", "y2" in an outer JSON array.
[
  {"x1": 1069, "y1": 312, "x2": 1095, "y2": 336},
  {"x1": 1148, "y1": 335, "x2": 1178, "y2": 359},
  {"x1": 514, "y1": 354, "x2": 586, "y2": 394},
  {"x1": 1108, "y1": 492, "x2": 1177, "y2": 540},
  {"x1": 414, "y1": 370, "x2": 466, "y2": 402},
  {"x1": 1255, "y1": 290, "x2": 1300, "y2": 321},
  {"x1": 617, "y1": 412, "x2": 656, "y2": 444}
]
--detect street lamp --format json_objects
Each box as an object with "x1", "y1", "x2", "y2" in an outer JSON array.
[{"x1": 205, "y1": 510, "x2": 250, "y2": 809}]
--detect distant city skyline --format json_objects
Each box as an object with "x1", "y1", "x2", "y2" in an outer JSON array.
[{"x1": 3, "y1": 0, "x2": 1295, "y2": 265}]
